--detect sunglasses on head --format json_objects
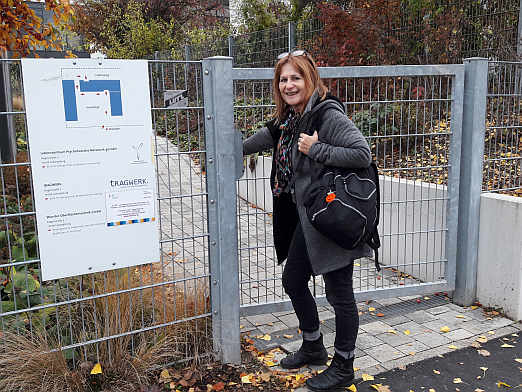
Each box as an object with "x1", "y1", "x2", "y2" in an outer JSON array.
[{"x1": 277, "y1": 50, "x2": 308, "y2": 60}]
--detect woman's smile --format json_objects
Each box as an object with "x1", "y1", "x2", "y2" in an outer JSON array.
[{"x1": 279, "y1": 63, "x2": 307, "y2": 112}]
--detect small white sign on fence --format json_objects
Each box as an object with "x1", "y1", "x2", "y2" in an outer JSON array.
[{"x1": 21, "y1": 58, "x2": 160, "y2": 281}]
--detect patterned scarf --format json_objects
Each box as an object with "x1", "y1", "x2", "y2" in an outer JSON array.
[{"x1": 273, "y1": 110, "x2": 301, "y2": 197}]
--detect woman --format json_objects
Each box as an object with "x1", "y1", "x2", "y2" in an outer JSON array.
[{"x1": 243, "y1": 50, "x2": 371, "y2": 391}]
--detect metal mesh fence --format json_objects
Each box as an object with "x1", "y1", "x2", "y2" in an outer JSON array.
[
  {"x1": 0, "y1": 59, "x2": 213, "y2": 368},
  {"x1": 232, "y1": 24, "x2": 290, "y2": 68},
  {"x1": 235, "y1": 66, "x2": 462, "y2": 308},
  {"x1": 484, "y1": 61, "x2": 522, "y2": 195},
  {"x1": 461, "y1": 0, "x2": 520, "y2": 59},
  {"x1": 165, "y1": 0, "x2": 520, "y2": 66}
]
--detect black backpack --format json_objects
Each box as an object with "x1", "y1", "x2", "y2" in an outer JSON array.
[{"x1": 297, "y1": 99, "x2": 382, "y2": 271}]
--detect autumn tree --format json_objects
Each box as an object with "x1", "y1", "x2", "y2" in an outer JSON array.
[
  {"x1": 237, "y1": 0, "x2": 292, "y2": 33},
  {"x1": 309, "y1": 1, "x2": 403, "y2": 67},
  {"x1": 71, "y1": 0, "x2": 227, "y2": 58},
  {"x1": 0, "y1": 0, "x2": 75, "y2": 57}
]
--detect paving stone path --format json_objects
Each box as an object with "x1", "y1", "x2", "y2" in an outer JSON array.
[{"x1": 242, "y1": 295, "x2": 521, "y2": 391}]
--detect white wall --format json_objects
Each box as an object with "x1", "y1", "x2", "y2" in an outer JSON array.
[
  {"x1": 379, "y1": 175, "x2": 447, "y2": 283},
  {"x1": 477, "y1": 193, "x2": 522, "y2": 321},
  {"x1": 237, "y1": 156, "x2": 273, "y2": 211}
]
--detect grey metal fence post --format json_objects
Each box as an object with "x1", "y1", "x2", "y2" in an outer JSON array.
[
  {"x1": 228, "y1": 36, "x2": 234, "y2": 59},
  {"x1": 516, "y1": 0, "x2": 522, "y2": 61},
  {"x1": 184, "y1": 45, "x2": 191, "y2": 61},
  {"x1": 454, "y1": 58, "x2": 488, "y2": 306},
  {"x1": 0, "y1": 56, "x2": 16, "y2": 163},
  {"x1": 202, "y1": 56, "x2": 241, "y2": 364},
  {"x1": 288, "y1": 21, "x2": 296, "y2": 51}
]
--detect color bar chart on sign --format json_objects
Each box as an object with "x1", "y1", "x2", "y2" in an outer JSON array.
[{"x1": 107, "y1": 217, "x2": 155, "y2": 227}]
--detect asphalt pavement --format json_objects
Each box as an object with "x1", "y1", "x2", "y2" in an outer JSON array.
[{"x1": 353, "y1": 333, "x2": 521, "y2": 391}]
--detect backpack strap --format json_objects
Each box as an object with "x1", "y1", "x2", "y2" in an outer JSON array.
[
  {"x1": 290, "y1": 99, "x2": 344, "y2": 182},
  {"x1": 366, "y1": 162, "x2": 381, "y2": 271}
]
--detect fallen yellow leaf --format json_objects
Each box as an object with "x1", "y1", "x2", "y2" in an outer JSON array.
[
  {"x1": 260, "y1": 334, "x2": 271, "y2": 341},
  {"x1": 429, "y1": 389, "x2": 436, "y2": 392},
  {"x1": 370, "y1": 384, "x2": 392, "y2": 392},
  {"x1": 433, "y1": 369, "x2": 440, "y2": 375},
  {"x1": 362, "y1": 373, "x2": 375, "y2": 381},
  {"x1": 496, "y1": 381, "x2": 511, "y2": 388},
  {"x1": 474, "y1": 389, "x2": 485, "y2": 392},
  {"x1": 448, "y1": 345, "x2": 458, "y2": 350},
  {"x1": 440, "y1": 326, "x2": 451, "y2": 333},
  {"x1": 387, "y1": 329, "x2": 397, "y2": 334},
  {"x1": 476, "y1": 336, "x2": 488, "y2": 343},
  {"x1": 347, "y1": 384, "x2": 357, "y2": 392},
  {"x1": 487, "y1": 330, "x2": 495, "y2": 335},
  {"x1": 354, "y1": 263, "x2": 361, "y2": 267},
  {"x1": 160, "y1": 369, "x2": 171, "y2": 381},
  {"x1": 453, "y1": 378, "x2": 462, "y2": 383},
  {"x1": 404, "y1": 329, "x2": 411, "y2": 335},
  {"x1": 264, "y1": 361, "x2": 276, "y2": 367},
  {"x1": 283, "y1": 334, "x2": 293, "y2": 339},
  {"x1": 241, "y1": 374, "x2": 252, "y2": 384},
  {"x1": 259, "y1": 373, "x2": 271, "y2": 382},
  {"x1": 369, "y1": 307, "x2": 376, "y2": 312},
  {"x1": 501, "y1": 344, "x2": 515, "y2": 348},
  {"x1": 456, "y1": 315, "x2": 465, "y2": 319},
  {"x1": 471, "y1": 305, "x2": 478, "y2": 310},
  {"x1": 90, "y1": 363, "x2": 102, "y2": 375},
  {"x1": 477, "y1": 349, "x2": 490, "y2": 356}
]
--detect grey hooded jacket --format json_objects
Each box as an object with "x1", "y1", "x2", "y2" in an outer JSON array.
[{"x1": 243, "y1": 91, "x2": 372, "y2": 275}]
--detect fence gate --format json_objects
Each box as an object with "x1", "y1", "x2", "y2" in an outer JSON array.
[{"x1": 233, "y1": 64, "x2": 465, "y2": 317}]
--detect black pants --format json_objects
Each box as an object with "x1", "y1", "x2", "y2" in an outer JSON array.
[{"x1": 282, "y1": 221, "x2": 359, "y2": 353}]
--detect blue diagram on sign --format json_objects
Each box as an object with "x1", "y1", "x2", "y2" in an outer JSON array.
[{"x1": 62, "y1": 80, "x2": 122, "y2": 121}]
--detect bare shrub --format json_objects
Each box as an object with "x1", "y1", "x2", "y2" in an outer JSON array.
[{"x1": 0, "y1": 267, "x2": 211, "y2": 392}]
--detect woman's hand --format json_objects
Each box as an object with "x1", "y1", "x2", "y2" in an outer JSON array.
[{"x1": 298, "y1": 131, "x2": 318, "y2": 155}]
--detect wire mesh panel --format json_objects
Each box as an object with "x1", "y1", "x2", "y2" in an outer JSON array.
[
  {"x1": 233, "y1": 25, "x2": 290, "y2": 68},
  {"x1": 234, "y1": 65, "x2": 463, "y2": 314},
  {"x1": 461, "y1": 0, "x2": 520, "y2": 59},
  {"x1": 0, "y1": 59, "x2": 213, "y2": 371},
  {"x1": 484, "y1": 61, "x2": 522, "y2": 195},
  {"x1": 333, "y1": 72, "x2": 456, "y2": 292},
  {"x1": 234, "y1": 77, "x2": 279, "y2": 306},
  {"x1": 297, "y1": 18, "x2": 324, "y2": 60}
]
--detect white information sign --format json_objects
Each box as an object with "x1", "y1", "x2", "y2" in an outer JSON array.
[{"x1": 21, "y1": 59, "x2": 160, "y2": 281}]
